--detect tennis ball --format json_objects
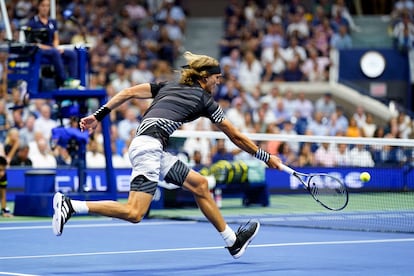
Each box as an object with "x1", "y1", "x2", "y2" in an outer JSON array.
[{"x1": 360, "y1": 172, "x2": 371, "y2": 182}]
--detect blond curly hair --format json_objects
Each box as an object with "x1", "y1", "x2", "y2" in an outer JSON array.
[{"x1": 179, "y1": 51, "x2": 220, "y2": 85}]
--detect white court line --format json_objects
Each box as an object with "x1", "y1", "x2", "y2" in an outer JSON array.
[
  {"x1": 0, "y1": 220, "x2": 197, "y2": 231},
  {"x1": 0, "y1": 272, "x2": 38, "y2": 276},
  {"x1": 1, "y1": 238, "x2": 414, "y2": 260}
]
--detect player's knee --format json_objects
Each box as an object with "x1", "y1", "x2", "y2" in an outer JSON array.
[
  {"x1": 125, "y1": 208, "x2": 146, "y2": 224},
  {"x1": 192, "y1": 177, "x2": 210, "y2": 198}
]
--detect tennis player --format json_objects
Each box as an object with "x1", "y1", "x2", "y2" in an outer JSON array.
[{"x1": 53, "y1": 51, "x2": 281, "y2": 259}]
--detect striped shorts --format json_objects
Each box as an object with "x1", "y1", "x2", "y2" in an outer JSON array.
[{"x1": 128, "y1": 135, "x2": 189, "y2": 194}]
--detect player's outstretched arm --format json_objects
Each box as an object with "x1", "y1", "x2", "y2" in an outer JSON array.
[
  {"x1": 80, "y1": 83, "x2": 152, "y2": 133},
  {"x1": 216, "y1": 118, "x2": 282, "y2": 169},
  {"x1": 105, "y1": 83, "x2": 152, "y2": 110}
]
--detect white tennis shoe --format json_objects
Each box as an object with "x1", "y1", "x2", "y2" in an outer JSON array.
[{"x1": 52, "y1": 192, "x2": 75, "y2": 236}]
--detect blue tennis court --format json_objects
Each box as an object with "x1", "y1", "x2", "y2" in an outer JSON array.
[{"x1": 1, "y1": 217, "x2": 413, "y2": 276}]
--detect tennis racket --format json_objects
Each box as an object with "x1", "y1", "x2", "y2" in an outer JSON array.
[{"x1": 279, "y1": 164, "x2": 349, "y2": 211}]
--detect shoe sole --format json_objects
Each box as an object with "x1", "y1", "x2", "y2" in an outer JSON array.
[
  {"x1": 52, "y1": 192, "x2": 63, "y2": 236},
  {"x1": 232, "y1": 221, "x2": 261, "y2": 259}
]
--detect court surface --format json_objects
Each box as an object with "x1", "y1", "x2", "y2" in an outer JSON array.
[{"x1": 1, "y1": 217, "x2": 414, "y2": 276}]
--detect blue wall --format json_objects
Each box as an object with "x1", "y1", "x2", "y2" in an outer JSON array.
[{"x1": 6, "y1": 167, "x2": 414, "y2": 201}]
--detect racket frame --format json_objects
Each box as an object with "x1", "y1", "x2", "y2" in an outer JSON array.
[{"x1": 279, "y1": 164, "x2": 349, "y2": 211}]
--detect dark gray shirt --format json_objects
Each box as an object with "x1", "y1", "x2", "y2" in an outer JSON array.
[{"x1": 137, "y1": 82, "x2": 225, "y2": 148}]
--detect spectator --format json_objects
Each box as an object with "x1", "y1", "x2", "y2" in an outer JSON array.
[
  {"x1": 220, "y1": 48, "x2": 242, "y2": 79},
  {"x1": 330, "y1": 5, "x2": 350, "y2": 33},
  {"x1": 283, "y1": 37, "x2": 307, "y2": 63},
  {"x1": 260, "y1": 41, "x2": 286, "y2": 77},
  {"x1": 396, "y1": 111, "x2": 412, "y2": 139},
  {"x1": 252, "y1": 97, "x2": 277, "y2": 133},
  {"x1": 190, "y1": 150, "x2": 207, "y2": 172},
  {"x1": 277, "y1": 141, "x2": 297, "y2": 166},
  {"x1": 372, "y1": 134, "x2": 407, "y2": 166},
  {"x1": 294, "y1": 92, "x2": 314, "y2": 134},
  {"x1": 286, "y1": 9, "x2": 310, "y2": 42},
  {"x1": 19, "y1": 113, "x2": 36, "y2": 146},
  {"x1": 301, "y1": 47, "x2": 331, "y2": 82},
  {"x1": 298, "y1": 142, "x2": 316, "y2": 167},
  {"x1": 211, "y1": 139, "x2": 235, "y2": 164},
  {"x1": 331, "y1": 0, "x2": 361, "y2": 32},
  {"x1": 273, "y1": 98, "x2": 290, "y2": 128},
  {"x1": 393, "y1": 12, "x2": 414, "y2": 52},
  {"x1": 361, "y1": 113, "x2": 377, "y2": 138},
  {"x1": 0, "y1": 156, "x2": 11, "y2": 217},
  {"x1": 349, "y1": 144, "x2": 375, "y2": 167},
  {"x1": 261, "y1": 61, "x2": 279, "y2": 82},
  {"x1": 218, "y1": 19, "x2": 242, "y2": 58},
  {"x1": 29, "y1": 137, "x2": 57, "y2": 168},
  {"x1": 306, "y1": 111, "x2": 330, "y2": 136},
  {"x1": 261, "y1": 21, "x2": 286, "y2": 50},
  {"x1": 154, "y1": 0, "x2": 186, "y2": 32},
  {"x1": 311, "y1": 16, "x2": 334, "y2": 57},
  {"x1": 239, "y1": 19, "x2": 263, "y2": 58},
  {"x1": 225, "y1": 97, "x2": 248, "y2": 132},
  {"x1": 4, "y1": 128, "x2": 20, "y2": 164},
  {"x1": 0, "y1": 99, "x2": 10, "y2": 143},
  {"x1": 282, "y1": 59, "x2": 305, "y2": 82},
  {"x1": 314, "y1": 93, "x2": 336, "y2": 118},
  {"x1": 6, "y1": 85, "x2": 31, "y2": 128},
  {"x1": 352, "y1": 105, "x2": 367, "y2": 128},
  {"x1": 109, "y1": 62, "x2": 132, "y2": 93},
  {"x1": 86, "y1": 138, "x2": 106, "y2": 168},
  {"x1": 130, "y1": 59, "x2": 155, "y2": 85},
  {"x1": 314, "y1": 142, "x2": 336, "y2": 167},
  {"x1": 329, "y1": 105, "x2": 349, "y2": 135},
  {"x1": 152, "y1": 60, "x2": 174, "y2": 82},
  {"x1": 280, "y1": 120, "x2": 299, "y2": 154},
  {"x1": 157, "y1": 26, "x2": 177, "y2": 65},
  {"x1": 13, "y1": 0, "x2": 33, "y2": 25},
  {"x1": 110, "y1": 124, "x2": 127, "y2": 158},
  {"x1": 10, "y1": 144, "x2": 32, "y2": 167},
  {"x1": 164, "y1": 15, "x2": 185, "y2": 54},
  {"x1": 392, "y1": 0, "x2": 414, "y2": 20},
  {"x1": 0, "y1": 49, "x2": 7, "y2": 98},
  {"x1": 282, "y1": 89, "x2": 298, "y2": 119},
  {"x1": 117, "y1": 107, "x2": 140, "y2": 142},
  {"x1": 216, "y1": 78, "x2": 240, "y2": 110},
  {"x1": 27, "y1": 0, "x2": 79, "y2": 87},
  {"x1": 124, "y1": 0, "x2": 148, "y2": 21},
  {"x1": 346, "y1": 117, "x2": 363, "y2": 137},
  {"x1": 237, "y1": 50, "x2": 263, "y2": 92},
  {"x1": 33, "y1": 103, "x2": 57, "y2": 140},
  {"x1": 54, "y1": 145, "x2": 72, "y2": 167},
  {"x1": 330, "y1": 24, "x2": 353, "y2": 49},
  {"x1": 334, "y1": 143, "x2": 352, "y2": 166}
]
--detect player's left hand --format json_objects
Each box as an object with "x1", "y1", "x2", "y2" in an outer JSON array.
[
  {"x1": 267, "y1": 155, "x2": 282, "y2": 170},
  {"x1": 80, "y1": 115, "x2": 98, "y2": 133}
]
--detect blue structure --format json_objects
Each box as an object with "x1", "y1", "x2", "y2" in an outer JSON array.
[{"x1": 7, "y1": 43, "x2": 117, "y2": 216}]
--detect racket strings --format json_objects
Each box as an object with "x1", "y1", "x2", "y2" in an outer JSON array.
[{"x1": 308, "y1": 175, "x2": 348, "y2": 211}]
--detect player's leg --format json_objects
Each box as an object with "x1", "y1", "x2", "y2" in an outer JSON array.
[
  {"x1": 182, "y1": 169, "x2": 260, "y2": 258},
  {"x1": 53, "y1": 135, "x2": 161, "y2": 235},
  {"x1": 162, "y1": 155, "x2": 260, "y2": 259},
  {"x1": 86, "y1": 189, "x2": 153, "y2": 222},
  {"x1": 52, "y1": 177, "x2": 155, "y2": 236},
  {"x1": 182, "y1": 170, "x2": 227, "y2": 231}
]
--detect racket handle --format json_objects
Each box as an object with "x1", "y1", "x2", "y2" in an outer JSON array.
[{"x1": 279, "y1": 164, "x2": 295, "y2": 175}]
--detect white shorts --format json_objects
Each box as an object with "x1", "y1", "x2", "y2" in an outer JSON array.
[{"x1": 128, "y1": 135, "x2": 179, "y2": 183}]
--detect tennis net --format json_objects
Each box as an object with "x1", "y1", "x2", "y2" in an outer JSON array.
[{"x1": 169, "y1": 130, "x2": 414, "y2": 233}]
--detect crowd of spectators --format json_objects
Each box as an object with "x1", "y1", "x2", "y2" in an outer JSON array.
[
  {"x1": 390, "y1": 0, "x2": 414, "y2": 52},
  {"x1": 0, "y1": 0, "x2": 412, "y2": 174}
]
